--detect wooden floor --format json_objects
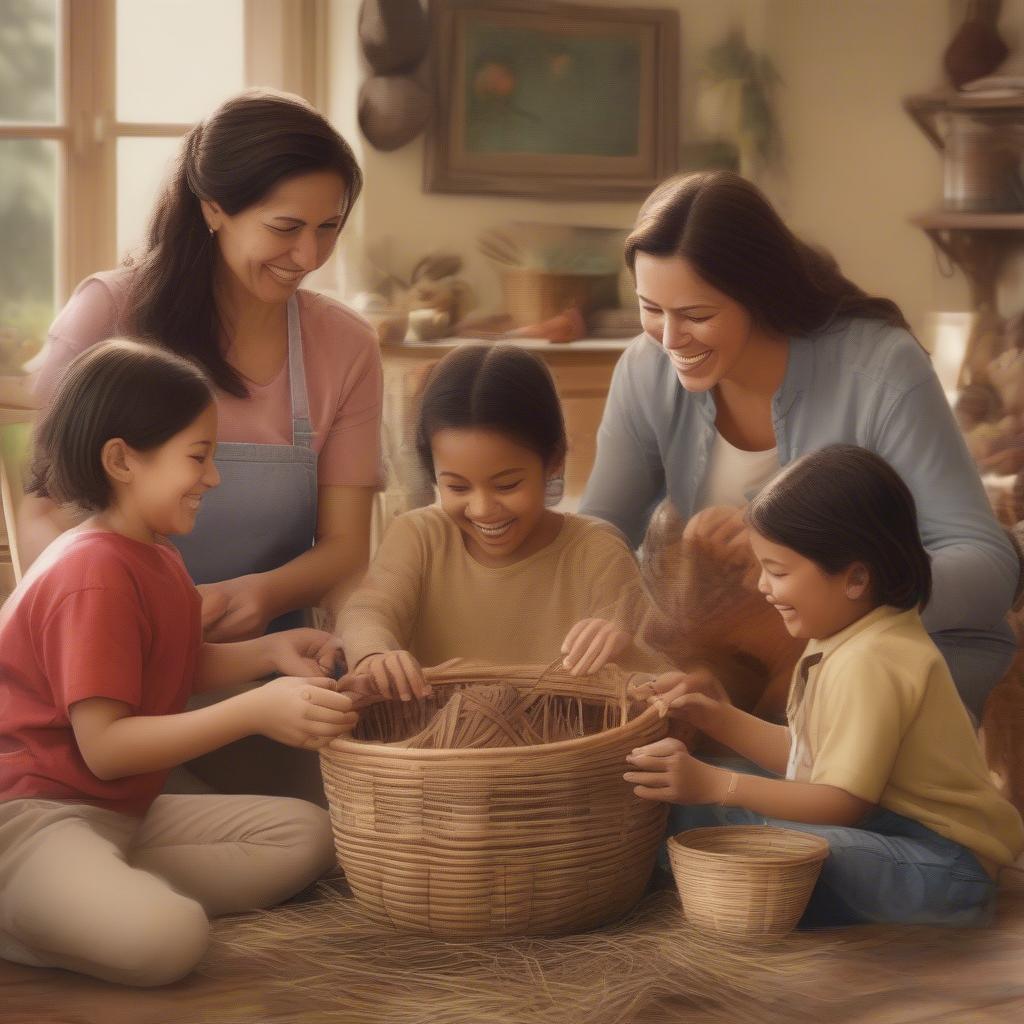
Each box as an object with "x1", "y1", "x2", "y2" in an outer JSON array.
[{"x1": 3, "y1": 877, "x2": 1024, "y2": 1024}]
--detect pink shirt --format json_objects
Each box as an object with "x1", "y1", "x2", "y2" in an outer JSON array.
[
  {"x1": 34, "y1": 269, "x2": 384, "y2": 488},
  {"x1": 0, "y1": 530, "x2": 201, "y2": 816}
]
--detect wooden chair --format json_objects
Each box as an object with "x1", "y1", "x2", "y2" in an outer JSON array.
[{"x1": 0, "y1": 414, "x2": 34, "y2": 593}]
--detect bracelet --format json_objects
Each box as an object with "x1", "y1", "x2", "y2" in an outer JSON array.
[{"x1": 721, "y1": 772, "x2": 740, "y2": 807}]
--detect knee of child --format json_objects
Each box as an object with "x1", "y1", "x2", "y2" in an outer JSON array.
[
  {"x1": 108, "y1": 894, "x2": 209, "y2": 987},
  {"x1": 293, "y1": 799, "x2": 337, "y2": 878},
  {"x1": 268, "y1": 798, "x2": 336, "y2": 883}
]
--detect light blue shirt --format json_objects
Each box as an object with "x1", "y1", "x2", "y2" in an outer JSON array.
[{"x1": 579, "y1": 317, "x2": 1017, "y2": 638}]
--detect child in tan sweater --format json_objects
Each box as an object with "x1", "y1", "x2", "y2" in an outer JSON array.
[{"x1": 338, "y1": 345, "x2": 668, "y2": 699}]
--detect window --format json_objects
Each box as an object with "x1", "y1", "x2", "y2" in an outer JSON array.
[
  {"x1": 0, "y1": 0, "x2": 60, "y2": 372},
  {"x1": 0, "y1": 0, "x2": 321, "y2": 372}
]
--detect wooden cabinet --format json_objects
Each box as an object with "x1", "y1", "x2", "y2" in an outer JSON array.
[{"x1": 374, "y1": 338, "x2": 629, "y2": 544}]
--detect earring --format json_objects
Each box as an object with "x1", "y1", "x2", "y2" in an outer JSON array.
[
  {"x1": 207, "y1": 225, "x2": 214, "y2": 237},
  {"x1": 544, "y1": 475, "x2": 565, "y2": 508}
]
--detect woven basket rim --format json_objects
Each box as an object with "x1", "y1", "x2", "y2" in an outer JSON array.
[
  {"x1": 668, "y1": 826, "x2": 830, "y2": 865},
  {"x1": 326, "y1": 702, "x2": 662, "y2": 760},
  {"x1": 327, "y1": 660, "x2": 660, "y2": 760}
]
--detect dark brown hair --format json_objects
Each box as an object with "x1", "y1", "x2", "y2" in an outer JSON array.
[
  {"x1": 123, "y1": 89, "x2": 363, "y2": 397},
  {"x1": 746, "y1": 444, "x2": 932, "y2": 611},
  {"x1": 625, "y1": 171, "x2": 910, "y2": 334},
  {"x1": 415, "y1": 345, "x2": 567, "y2": 480},
  {"x1": 29, "y1": 339, "x2": 214, "y2": 510}
]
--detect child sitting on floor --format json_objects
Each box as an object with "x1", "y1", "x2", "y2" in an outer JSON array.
[
  {"x1": 0, "y1": 340, "x2": 364, "y2": 986},
  {"x1": 337, "y1": 344, "x2": 668, "y2": 699},
  {"x1": 625, "y1": 444, "x2": 1024, "y2": 927}
]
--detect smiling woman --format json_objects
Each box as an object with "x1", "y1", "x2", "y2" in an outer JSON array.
[
  {"x1": 580, "y1": 170, "x2": 1020, "y2": 719},
  {"x1": 22, "y1": 90, "x2": 383, "y2": 803}
]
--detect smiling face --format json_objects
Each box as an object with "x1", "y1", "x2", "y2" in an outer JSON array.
[
  {"x1": 634, "y1": 252, "x2": 769, "y2": 393},
  {"x1": 203, "y1": 170, "x2": 349, "y2": 307},
  {"x1": 748, "y1": 528, "x2": 873, "y2": 640},
  {"x1": 119, "y1": 403, "x2": 221, "y2": 541},
  {"x1": 431, "y1": 428, "x2": 561, "y2": 567}
]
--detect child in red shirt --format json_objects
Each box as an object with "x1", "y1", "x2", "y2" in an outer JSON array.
[{"x1": 0, "y1": 339, "x2": 364, "y2": 986}]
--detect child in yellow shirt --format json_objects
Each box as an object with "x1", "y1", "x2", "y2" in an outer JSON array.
[
  {"x1": 338, "y1": 344, "x2": 667, "y2": 698},
  {"x1": 625, "y1": 444, "x2": 1023, "y2": 926}
]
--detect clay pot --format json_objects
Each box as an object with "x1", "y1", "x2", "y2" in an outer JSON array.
[{"x1": 358, "y1": 75, "x2": 431, "y2": 151}]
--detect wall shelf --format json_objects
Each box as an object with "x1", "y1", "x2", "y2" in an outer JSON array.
[
  {"x1": 904, "y1": 90, "x2": 1024, "y2": 382},
  {"x1": 911, "y1": 212, "x2": 1024, "y2": 230}
]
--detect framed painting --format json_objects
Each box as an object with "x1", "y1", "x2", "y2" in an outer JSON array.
[{"x1": 424, "y1": 0, "x2": 679, "y2": 200}]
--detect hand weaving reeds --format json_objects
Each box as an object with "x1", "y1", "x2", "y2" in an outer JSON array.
[{"x1": 640, "y1": 498, "x2": 805, "y2": 719}]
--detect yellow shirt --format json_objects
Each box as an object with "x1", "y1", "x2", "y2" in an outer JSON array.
[
  {"x1": 786, "y1": 605, "x2": 1024, "y2": 869},
  {"x1": 338, "y1": 506, "x2": 670, "y2": 674}
]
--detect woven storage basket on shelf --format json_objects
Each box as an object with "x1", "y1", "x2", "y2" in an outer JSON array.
[
  {"x1": 667, "y1": 826, "x2": 829, "y2": 938},
  {"x1": 321, "y1": 661, "x2": 668, "y2": 939}
]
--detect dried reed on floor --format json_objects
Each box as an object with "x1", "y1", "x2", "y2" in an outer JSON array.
[
  {"x1": 199, "y1": 881, "x2": 822, "y2": 1024},
  {"x1": 197, "y1": 879, "x2": 1024, "y2": 1024}
]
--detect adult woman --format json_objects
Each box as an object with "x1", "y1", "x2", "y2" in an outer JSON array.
[
  {"x1": 25, "y1": 89, "x2": 382, "y2": 644},
  {"x1": 580, "y1": 170, "x2": 1017, "y2": 719}
]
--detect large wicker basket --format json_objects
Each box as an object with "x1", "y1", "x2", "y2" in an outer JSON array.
[
  {"x1": 321, "y1": 661, "x2": 668, "y2": 939},
  {"x1": 668, "y1": 826, "x2": 829, "y2": 938}
]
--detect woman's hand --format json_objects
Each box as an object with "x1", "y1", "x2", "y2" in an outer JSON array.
[
  {"x1": 624, "y1": 737, "x2": 728, "y2": 804},
  {"x1": 244, "y1": 676, "x2": 361, "y2": 749},
  {"x1": 980, "y1": 444, "x2": 1024, "y2": 476},
  {"x1": 682, "y1": 505, "x2": 759, "y2": 591},
  {"x1": 268, "y1": 629, "x2": 345, "y2": 679},
  {"x1": 355, "y1": 650, "x2": 431, "y2": 701},
  {"x1": 198, "y1": 574, "x2": 274, "y2": 642},
  {"x1": 561, "y1": 618, "x2": 631, "y2": 676}
]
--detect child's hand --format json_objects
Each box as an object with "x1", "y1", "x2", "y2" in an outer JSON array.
[
  {"x1": 634, "y1": 666, "x2": 731, "y2": 733},
  {"x1": 333, "y1": 670, "x2": 380, "y2": 702},
  {"x1": 269, "y1": 629, "x2": 345, "y2": 678},
  {"x1": 561, "y1": 618, "x2": 631, "y2": 676},
  {"x1": 355, "y1": 651, "x2": 432, "y2": 701},
  {"x1": 623, "y1": 737, "x2": 727, "y2": 804},
  {"x1": 246, "y1": 676, "x2": 361, "y2": 749}
]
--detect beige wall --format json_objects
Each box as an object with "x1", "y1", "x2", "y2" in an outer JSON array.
[
  {"x1": 325, "y1": 0, "x2": 767, "y2": 310},
  {"x1": 761, "y1": 0, "x2": 963, "y2": 340},
  {"x1": 325, "y1": 0, "x2": 1024, "y2": 340}
]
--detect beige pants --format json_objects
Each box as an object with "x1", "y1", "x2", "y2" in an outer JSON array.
[{"x1": 0, "y1": 794, "x2": 335, "y2": 987}]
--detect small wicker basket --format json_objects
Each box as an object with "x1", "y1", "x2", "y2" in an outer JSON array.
[
  {"x1": 321, "y1": 661, "x2": 668, "y2": 939},
  {"x1": 500, "y1": 268, "x2": 620, "y2": 326},
  {"x1": 667, "y1": 826, "x2": 829, "y2": 938}
]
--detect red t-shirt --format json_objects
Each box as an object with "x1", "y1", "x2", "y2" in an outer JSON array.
[{"x1": 0, "y1": 529, "x2": 201, "y2": 815}]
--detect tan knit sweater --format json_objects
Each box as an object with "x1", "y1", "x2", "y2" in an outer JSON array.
[{"x1": 338, "y1": 506, "x2": 670, "y2": 674}]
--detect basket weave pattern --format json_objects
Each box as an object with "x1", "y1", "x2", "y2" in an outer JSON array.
[
  {"x1": 321, "y1": 662, "x2": 668, "y2": 938},
  {"x1": 668, "y1": 826, "x2": 830, "y2": 937}
]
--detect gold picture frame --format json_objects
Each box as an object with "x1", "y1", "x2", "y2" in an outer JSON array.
[{"x1": 425, "y1": 0, "x2": 679, "y2": 200}]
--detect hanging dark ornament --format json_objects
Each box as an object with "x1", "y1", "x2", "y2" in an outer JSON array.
[
  {"x1": 944, "y1": 0, "x2": 1008, "y2": 89},
  {"x1": 359, "y1": 0, "x2": 429, "y2": 76},
  {"x1": 358, "y1": 74, "x2": 432, "y2": 151}
]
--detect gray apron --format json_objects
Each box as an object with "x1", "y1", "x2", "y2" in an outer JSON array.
[
  {"x1": 172, "y1": 296, "x2": 317, "y2": 632},
  {"x1": 168, "y1": 297, "x2": 327, "y2": 804}
]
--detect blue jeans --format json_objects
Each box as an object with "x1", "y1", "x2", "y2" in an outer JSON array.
[{"x1": 667, "y1": 800, "x2": 996, "y2": 928}]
